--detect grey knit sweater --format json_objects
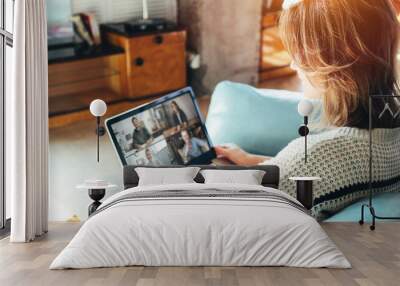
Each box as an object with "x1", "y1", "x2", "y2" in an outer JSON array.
[{"x1": 263, "y1": 127, "x2": 400, "y2": 219}]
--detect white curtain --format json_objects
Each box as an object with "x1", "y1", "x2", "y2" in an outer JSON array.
[{"x1": 8, "y1": 0, "x2": 49, "y2": 242}]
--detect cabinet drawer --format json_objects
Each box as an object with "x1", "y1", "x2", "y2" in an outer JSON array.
[
  {"x1": 129, "y1": 31, "x2": 186, "y2": 52},
  {"x1": 127, "y1": 31, "x2": 185, "y2": 72},
  {"x1": 128, "y1": 42, "x2": 186, "y2": 97}
]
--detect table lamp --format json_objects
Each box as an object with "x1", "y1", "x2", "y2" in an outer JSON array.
[{"x1": 90, "y1": 99, "x2": 107, "y2": 162}]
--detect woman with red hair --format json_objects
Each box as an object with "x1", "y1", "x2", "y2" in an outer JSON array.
[{"x1": 216, "y1": 0, "x2": 400, "y2": 218}]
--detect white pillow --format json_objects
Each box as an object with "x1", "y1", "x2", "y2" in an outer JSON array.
[
  {"x1": 200, "y1": 169, "x2": 266, "y2": 185},
  {"x1": 136, "y1": 167, "x2": 201, "y2": 186}
]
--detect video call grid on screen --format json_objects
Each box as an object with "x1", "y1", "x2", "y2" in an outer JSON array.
[{"x1": 106, "y1": 88, "x2": 214, "y2": 166}]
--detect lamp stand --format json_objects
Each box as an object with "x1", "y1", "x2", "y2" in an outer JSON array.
[
  {"x1": 359, "y1": 95, "x2": 400, "y2": 231},
  {"x1": 298, "y1": 116, "x2": 309, "y2": 164},
  {"x1": 95, "y1": 117, "x2": 106, "y2": 162},
  {"x1": 96, "y1": 117, "x2": 100, "y2": 162},
  {"x1": 304, "y1": 132, "x2": 307, "y2": 164}
]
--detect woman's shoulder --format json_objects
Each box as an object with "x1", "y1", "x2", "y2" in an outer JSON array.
[
  {"x1": 266, "y1": 127, "x2": 365, "y2": 165},
  {"x1": 286, "y1": 127, "x2": 357, "y2": 149},
  {"x1": 308, "y1": 126, "x2": 400, "y2": 146},
  {"x1": 306, "y1": 127, "x2": 372, "y2": 147},
  {"x1": 265, "y1": 126, "x2": 400, "y2": 167}
]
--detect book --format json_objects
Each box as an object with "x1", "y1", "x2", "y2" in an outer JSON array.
[
  {"x1": 80, "y1": 13, "x2": 94, "y2": 40},
  {"x1": 81, "y1": 12, "x2": 101, "y2": 45},
  {"x1": 71, "y1": 14, "x2": 94, "y2": 46}
]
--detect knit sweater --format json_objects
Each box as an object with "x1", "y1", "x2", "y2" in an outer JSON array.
[{"x1": 264, "y1": 127, "x2": 400, "y2": 220}]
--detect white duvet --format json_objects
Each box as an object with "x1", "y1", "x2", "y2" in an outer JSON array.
[{"x1": 50, "y1": 183, "x2": 350, "y2": 269}]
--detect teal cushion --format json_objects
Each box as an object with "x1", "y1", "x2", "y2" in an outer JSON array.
[
  {"x1": 206, "y1": 81, "x2": 304, "y2": 156},
  {"x1": 325, "y1": 192, "x2": 400, "y2": 222}
]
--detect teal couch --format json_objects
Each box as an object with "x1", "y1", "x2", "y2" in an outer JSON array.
[
  {"x1": 326, "y1": 192, "x2": 400, "y2": 222},
  {"x1": 206, "y1": 81, "x2": 304, "y2": 156}
]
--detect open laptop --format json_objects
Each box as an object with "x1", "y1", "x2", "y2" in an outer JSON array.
[{"x1": 106, "y1": 87, "x2": 217, "y2": 166}]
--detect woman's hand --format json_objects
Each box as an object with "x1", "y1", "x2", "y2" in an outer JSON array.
[{"x1": 214, "y1": 145, "x2": 269, "y2": 166}]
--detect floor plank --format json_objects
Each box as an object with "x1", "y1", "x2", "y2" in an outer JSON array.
[{"x1": 1, "y1": 222, "x2": 399, "y2": 286}]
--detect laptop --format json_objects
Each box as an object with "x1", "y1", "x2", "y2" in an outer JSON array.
[{"x1": 106, "y1": 87, "x2": 217, "y2": 166}]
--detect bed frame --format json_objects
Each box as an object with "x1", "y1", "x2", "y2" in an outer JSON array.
[{"x1": 123, "y1": 165, "x2": 280, "y2": 189}]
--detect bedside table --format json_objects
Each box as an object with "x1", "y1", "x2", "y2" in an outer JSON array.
[
  {"x1": 77, "y1": 180, "x2": 117, "y2": 216},
  {"x1": 289, "y1": 177, "x2": 321, "y2": 210}
]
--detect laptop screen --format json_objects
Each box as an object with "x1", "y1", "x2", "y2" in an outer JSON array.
[{"x1": 106, "y1": 87, "x2": 216, "y2": 166}]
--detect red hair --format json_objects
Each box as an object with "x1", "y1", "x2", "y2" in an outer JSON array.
[{"x1": 280, "y1": 0, "x2": 399, "y2": 127}]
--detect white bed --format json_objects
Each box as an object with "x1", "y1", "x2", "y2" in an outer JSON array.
[{"x1": 50, "y1": 183, "x2": 350, "y2": 269}]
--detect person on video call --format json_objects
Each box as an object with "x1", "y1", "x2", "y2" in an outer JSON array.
[
  {"x1": 131, "y1": 117, "x2": 153, "y2": 150},
  {"x1": 180, "y1": 129, "x2": 208, "y2": 163},
  {"x1": 171, "y1": 101, "x2": 188, "y2": 131},
  {"x1": 145, "y1": 148, "x2": 161, "y2": 166}
]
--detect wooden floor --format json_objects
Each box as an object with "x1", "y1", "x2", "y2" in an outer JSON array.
[{"x1": 0, "y1": 222, "x2": 399, "y2": 286}]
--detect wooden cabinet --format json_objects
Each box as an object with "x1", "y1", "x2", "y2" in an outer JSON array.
[
  {"x1": 106, "y1": 29, "x2": 187, "y2": 99},
  {"x1": 48, "y1": 45, "x2": 129, "y2": 128},
  {"x1": 48, "y1": 54, "x2": 126, "y2": 98}
]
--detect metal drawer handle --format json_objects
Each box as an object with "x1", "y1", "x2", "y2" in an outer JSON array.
[
  {"x1": 154, "y1": 35, "x2": 164, "y2": 45},
  {"x1": 134, "y1": 57, "x2": 144, "y2": 66}
]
